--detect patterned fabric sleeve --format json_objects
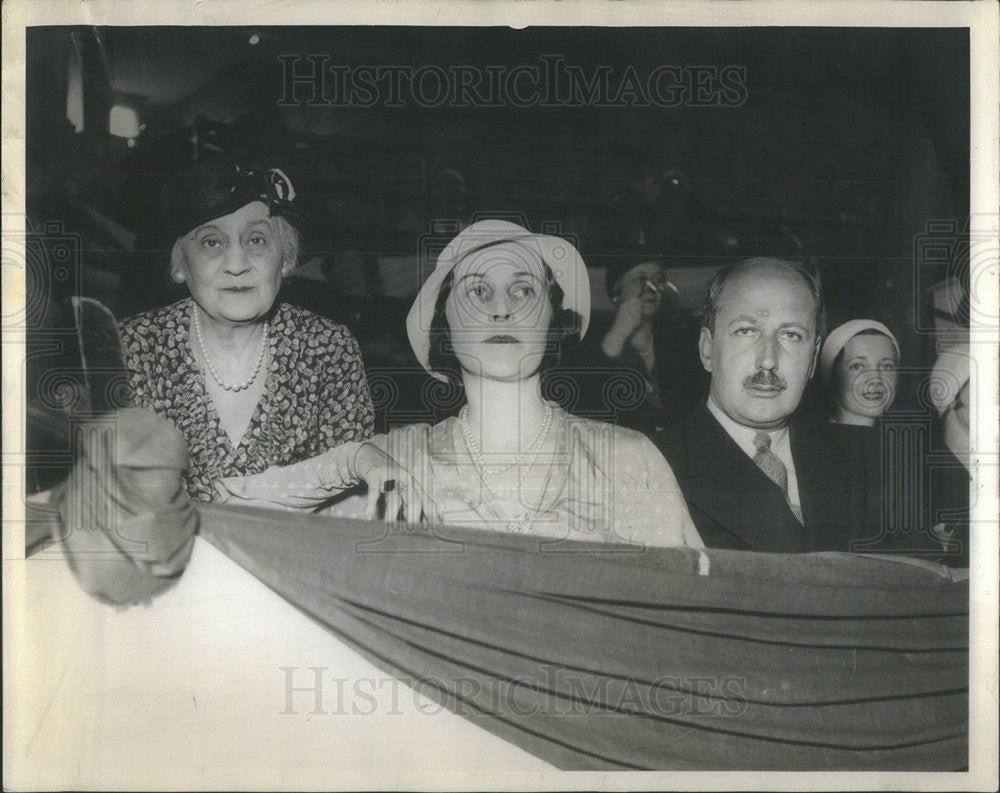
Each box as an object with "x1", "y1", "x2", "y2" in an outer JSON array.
[
  {"x1": 215, "y1": 423, "x2": 433, "y2": 513},
  {"x1": 313, "y1": 324, "x2": 375, "y2": 453},
  {"x1": 215, "y1": 440, "x2": 369, "y2": 510},
  {"x1": 119, "y1": 307, "x2": 181, "y2": 415}
]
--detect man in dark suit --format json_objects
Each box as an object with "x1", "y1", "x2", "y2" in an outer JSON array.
[{"x1": 655, "y1": 258, "x2": 871, "y2": 553}]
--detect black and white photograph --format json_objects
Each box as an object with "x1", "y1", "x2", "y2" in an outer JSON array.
[{"x1": 3, "y1": 1, "x2": 998, "y2": 789}]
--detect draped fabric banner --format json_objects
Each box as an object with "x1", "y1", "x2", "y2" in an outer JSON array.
[{"x1": 198, "y1": 502, "x2": 968, "y2": 772}]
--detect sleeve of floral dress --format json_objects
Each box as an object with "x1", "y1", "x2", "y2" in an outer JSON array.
[
  {"x1": 611, "y1": 428, "x2": 704, "y2": 549},
  {"x1": 214, "y1": 440, "x2": 370, "y2": 510},
  {"x1": 215, "y1": 424, "x2": 436, "y2": 513},
  {"x1": 315, "y1": 324, "x2": 376, "y2": 450}
]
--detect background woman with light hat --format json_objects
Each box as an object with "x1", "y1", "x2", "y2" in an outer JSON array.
[
  {"x1": 120, "y1": 159, "x2": 374, "y2": 501},
  {"x1": 217, "y1": 220, "x2": 703, "y2": 549},
  {"x1": 819, "y1": 319, "x2": 901, "y2": 426},
  {"x1": 822, "y1": 325, "x2": 971, "y2": 567}
]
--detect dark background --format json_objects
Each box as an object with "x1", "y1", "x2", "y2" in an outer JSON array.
[{"x1": 24, "y1": 25, "x2": 970, "y2": 420}]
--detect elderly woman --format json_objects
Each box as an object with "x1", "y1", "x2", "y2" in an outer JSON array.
[
  {"x1": 819, "y1": 320, "x2": 900, "y2": 426},
  {"x1": 120, "y1": 160, "x2": 374, "y2": 501},
  {"x1": 219, "y1": 220, "x2": 703, "y2": 549}
]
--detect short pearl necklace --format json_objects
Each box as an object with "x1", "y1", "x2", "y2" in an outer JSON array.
[
  {"x1": 192, "y1": 307, "x2": 268, "y2": 393},
  {"x1": 459, "y1": 401, "x2": 554, "y2": 478}
]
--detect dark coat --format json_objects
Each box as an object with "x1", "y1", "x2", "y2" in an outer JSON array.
[
  {"x1": 830, "y1": 420, "x2": 970, "y2": 568},
  {"x1": 655, "y1": 404, "x2": 872, "y2": 553}
]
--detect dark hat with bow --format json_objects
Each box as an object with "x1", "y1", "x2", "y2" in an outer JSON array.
[{"x1": 157, "y1": 159, "x2": 307, "y2": 253}]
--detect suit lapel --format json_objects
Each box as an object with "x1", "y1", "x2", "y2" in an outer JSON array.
[
  {"x1": 791, "y1": 420, "x2": 859, "y2": 551},
  {"x1": 681, "y1": 406, "x2": 804, "y2": 551}
]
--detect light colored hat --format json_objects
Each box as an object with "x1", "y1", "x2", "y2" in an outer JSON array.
[
  {"x1": 405, "y1": 219, "x2": 591, "y2": 379},
  {"x1": 929, "y1": 343, "x2": 971, "y2": 416},
  {"x1": 819, "y1": 319, "x2": 900, "y2": 385}
]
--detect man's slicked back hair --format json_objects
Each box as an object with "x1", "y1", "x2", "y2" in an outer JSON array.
[{"x1": 700, "y1": 257, "x2": 825, "y2": 338}]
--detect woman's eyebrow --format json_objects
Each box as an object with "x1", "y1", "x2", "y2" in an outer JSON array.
[
  {"x1": 192, "y1": 223, "x2": 221, "y2": 235},
  {"x1": 457, "y1": 270, "x2": 542, "y2": 285}
]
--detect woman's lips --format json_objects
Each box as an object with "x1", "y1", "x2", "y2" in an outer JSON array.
[
  {"x1": 484, "y1": 334, "x2": 520, "y2": 344},
  {"x1": 221, "y1": 286, "x2": 256, "y2": 293}
]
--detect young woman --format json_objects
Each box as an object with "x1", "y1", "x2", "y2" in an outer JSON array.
[
  {"x1": 819, "y1": 320, "x2": 900, "y2": 426},
  {"x1": 217, "y1": 220, "x2": 703, "y2": 549}
]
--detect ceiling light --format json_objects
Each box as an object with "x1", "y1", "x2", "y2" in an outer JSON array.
[{"x1": 109, "y1": 105, "x2": 140, "y2": 138}]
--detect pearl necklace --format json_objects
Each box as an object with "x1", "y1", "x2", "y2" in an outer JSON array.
[
  {"x1": 459, "y1": 401, "x2": 554, "y2": 478},
  {"x1": 459, "y1": 402, "x2": 557, "y2": 534},
  {"x1": 192, "y1": 307, "x2": 269, "y2": 392}
]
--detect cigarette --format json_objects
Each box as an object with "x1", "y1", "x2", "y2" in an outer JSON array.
[{"x1": 644, "y1": 278, "x2": 681, "y2": 297}]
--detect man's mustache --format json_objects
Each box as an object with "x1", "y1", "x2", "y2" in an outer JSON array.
[{"x1": 744, "y1": 370, "x2": 787, "y2": 389}]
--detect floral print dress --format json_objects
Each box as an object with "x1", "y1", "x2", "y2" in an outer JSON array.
[{"x1": 120, "y1": 298, "x2": 375, "y2": 501}]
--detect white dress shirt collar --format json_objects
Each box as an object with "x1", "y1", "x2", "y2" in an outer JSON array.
[
  {"x1": 706, "y1": 397, "x2": 789, "y2": 459},
  {"x1": 705, "y1": 397, "x2": 801, "y2": 511}
]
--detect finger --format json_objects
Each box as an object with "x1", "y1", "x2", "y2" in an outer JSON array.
[
  {"x1": 421, "y1": 477, "x2": 443, "y2": 526},
  {"x1": 365, "y1": 489, "x2": 379, "y2": 521},
  {"x1": 404, "y1": 481, "x2": 420, "y2": 525},
  {"x1": 384, "y1": 490, "x2": 402, "y2": 522},
  {"x1": 420, "y1": 480, "x2": 441, "y2": 525},
  {"x1": 394, "y1": 483, "x2": 411, "y2": 524},
  {"x1": 365, "y1": 474, "x2": 385, "y2": 520},
  {"x1": 417, "y1": 492, "x2": 428, "y2": 526},
  {"x1": 418, "y1": 483, "x2": 435, "y2": 527},
  {"x1": 394, "y1": 475, "x2": 421, "y2": 526},
  {"x1": 402, "y1": 478, "x2": 423, "y2": 525}
]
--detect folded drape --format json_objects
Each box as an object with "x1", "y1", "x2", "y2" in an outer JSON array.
[
  {"x1": 55, "y1": 408, "x2": 968, "y2": 769},
  {"x1": 198, "y1": 503, "x2": 968, "y2": 771}
]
